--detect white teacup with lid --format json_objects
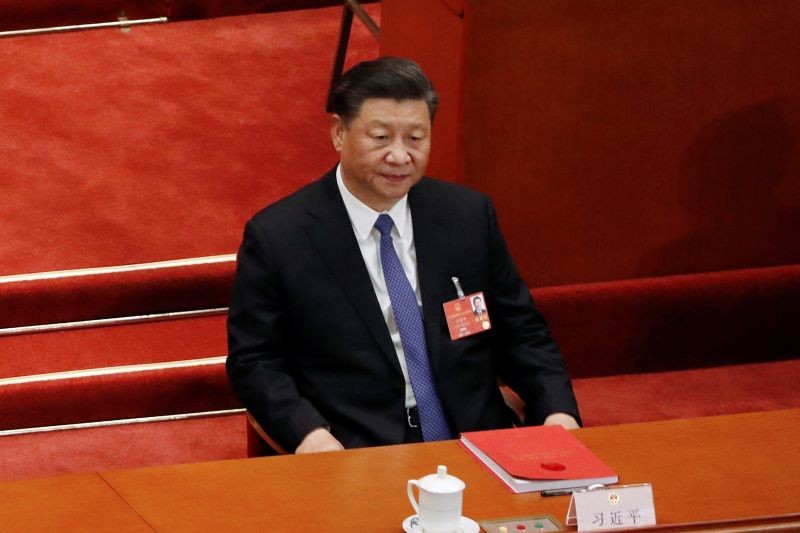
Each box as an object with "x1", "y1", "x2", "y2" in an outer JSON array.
[{"x1": 407, "y1": 465, "x2": 465, "y2": 532}]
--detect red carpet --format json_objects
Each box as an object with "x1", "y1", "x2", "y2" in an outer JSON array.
[
  {"x1": 0, "y1": 257, "x2": 234, "y2": 328},
  {"x1": 573, "y1": 359, "x2": 800, "y2": 427},
  {"x1": 0, "y1": 314, "x2": 226, "y2": 378},
  {"x1": 0, "y1": 413, "x2": 247, "y2": 482},
  {"x1": 0, "y1": 4, "x2": 379, "y2": 481},
  {"x1": 0, "y1": 3, "x2": 380, "y2": 277},
  {"x1": 0, "y1": 1, "x2": 351, "y2": 32}
]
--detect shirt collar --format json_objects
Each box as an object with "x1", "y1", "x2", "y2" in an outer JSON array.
[{"x1": 336, "y1": 164, "x2": 411, "y2": 242}]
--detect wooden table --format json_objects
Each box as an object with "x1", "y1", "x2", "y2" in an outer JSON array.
[
  {"x1": 2, "y1": 409, "x2": 798, "y2": 532},
  {"x1": 0, "y1": 473, "x2": 151, "y2": 532}
]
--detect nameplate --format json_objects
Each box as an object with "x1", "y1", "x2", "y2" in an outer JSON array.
[{"x1": 566, "y1": 484, "x2": 656, "y2": 531}]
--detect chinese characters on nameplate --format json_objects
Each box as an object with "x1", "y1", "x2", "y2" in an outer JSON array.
[{"x1": 566, "y1": 484, "x2": 656, "y2": 531}]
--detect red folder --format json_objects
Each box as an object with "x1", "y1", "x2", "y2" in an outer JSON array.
[{"x1": 460, "y1": 425, "x2": 618, "y2": 493}]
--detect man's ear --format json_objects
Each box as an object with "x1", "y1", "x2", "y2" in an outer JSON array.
[{"x1": 331, "y1": 114, "x2": 346, "y2": 152}]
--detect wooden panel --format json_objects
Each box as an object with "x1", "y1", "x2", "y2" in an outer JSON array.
[
  {"x1": 380, "y1": 0, "x2": 465, "y2": 182},
  {"x1": 460, "y1": 0, "x2": 800, "y2": 285}
]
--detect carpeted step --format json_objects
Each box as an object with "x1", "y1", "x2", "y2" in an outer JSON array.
[
  {"x1": 573, "y1": 359, "x2": 800, "y2": 427},
  {"x1": 0, "y1": 411, "x2": 247, "y2": 482},
  {"x1": 0, "y1": 358, "x2": 239, "y2": 430},
  {"x1": 0, "y1": 257, "x2": 234, "y2": 329},
  {"x1": 0, "y1": 0, "x2": 365, "y2": 32},
  {"x1": 0, "y1": 312, "x2": 227, "y2": 379}
]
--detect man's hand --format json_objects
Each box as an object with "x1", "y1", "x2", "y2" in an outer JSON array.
[
  {"x1": 543, "y1": 412, "x2": 580, "y2": 430},
  {"x1": 295, "y1": 427, "x2": 345, "y2": 454}
]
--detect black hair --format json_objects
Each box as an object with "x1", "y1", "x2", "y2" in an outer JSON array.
[{"x1": 330, "y1": 56, "x2": 439, "y2": 124}]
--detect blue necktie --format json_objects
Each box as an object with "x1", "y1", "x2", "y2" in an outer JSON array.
[{"x1": 374, "y1": 214, "x2": 452, "y2": 441}]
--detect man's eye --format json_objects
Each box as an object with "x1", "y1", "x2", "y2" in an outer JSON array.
[{"x1": 373, "y1": 135, "x2": 389, "y2": 141}]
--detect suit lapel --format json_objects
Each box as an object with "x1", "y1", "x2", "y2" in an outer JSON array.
[
  {"x1": 409, "y1": 180, "x2": 451, "y2": 373},
  {"x1": 304, "y1": 171, "x2": 401, "y2": 373}
]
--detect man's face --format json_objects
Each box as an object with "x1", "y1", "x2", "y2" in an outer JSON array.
[{"x1": 332, "y1": 98, "x2": 431, "y2": 212}]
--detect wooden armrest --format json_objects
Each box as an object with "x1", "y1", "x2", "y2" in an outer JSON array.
[
  {"x1": 246, "y1": 411, "x2": 288, "y2": 455},
  {"x1": 499, "y1": 384, "x2": 525, "y2": 424}
]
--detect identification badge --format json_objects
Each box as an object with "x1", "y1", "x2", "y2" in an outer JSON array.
[{"x1": 443, "y1": 291, "x2": 492, "y2": 340}]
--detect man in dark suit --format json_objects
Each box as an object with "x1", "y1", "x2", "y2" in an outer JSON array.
[{"x1": 227, "y1": 57, "x2": 580, "y2": 454}]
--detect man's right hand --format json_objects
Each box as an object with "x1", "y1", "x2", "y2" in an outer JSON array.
[{"x1": 295, "y1": 427, "x2": 345, "y2": 454}]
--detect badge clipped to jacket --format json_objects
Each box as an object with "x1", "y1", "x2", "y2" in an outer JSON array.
[{"x1": 443, "y1": 277, "x2": 492, "y2": 340}]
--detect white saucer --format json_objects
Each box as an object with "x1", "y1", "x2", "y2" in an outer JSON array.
[{"x1": 402, "y1": 515, "x2": 480, "y2": 533}]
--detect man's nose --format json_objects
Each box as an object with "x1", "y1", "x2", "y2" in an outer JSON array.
[{"x1": 385, "y1": 141, "x2": 411, "y2": 165}]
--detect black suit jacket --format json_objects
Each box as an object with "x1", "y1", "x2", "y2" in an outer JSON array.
[{"x1": 226, "y1": 168, "x2": 580, "y2": 451}]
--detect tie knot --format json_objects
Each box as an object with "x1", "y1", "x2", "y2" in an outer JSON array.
[{"x1": 374, "y1": 214, "x2": 395, "y2": 237}]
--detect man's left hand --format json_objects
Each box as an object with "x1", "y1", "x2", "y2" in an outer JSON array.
[{"x1": 543, "y1": 412, "x2": 580, "y2": 429}]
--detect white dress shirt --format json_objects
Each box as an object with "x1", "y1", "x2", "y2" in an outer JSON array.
[{"x1": 336, "y1": 165, "x2": 419, "y2": 408}]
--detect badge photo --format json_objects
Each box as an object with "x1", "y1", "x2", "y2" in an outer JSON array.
[{"x1": 443, "y1": 291, "x2": 492, "y2": 341}]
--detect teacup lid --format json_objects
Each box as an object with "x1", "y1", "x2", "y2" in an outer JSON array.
[{"x1": 418, "y1": 465, "x2": 466, "y2": 493}]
